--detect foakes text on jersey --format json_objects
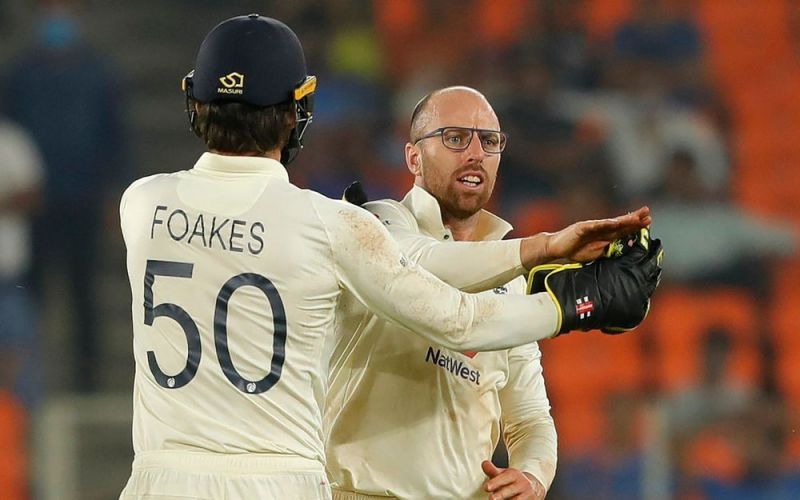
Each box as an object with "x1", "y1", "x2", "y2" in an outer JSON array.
[{"x1": 150, "y1": 205, "x2": 265, "y2": 256}]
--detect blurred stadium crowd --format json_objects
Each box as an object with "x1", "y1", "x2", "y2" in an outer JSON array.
[{"x1": 1, "y1": 0, "x2": 800, "y2": 498}]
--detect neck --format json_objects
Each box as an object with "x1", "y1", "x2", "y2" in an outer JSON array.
[
  {"x1": 441, "y1": 210, "x2": 481, "y2": 242},
  {"x1": 210, "y1": 149, "x2": 282, "y2": 161}
]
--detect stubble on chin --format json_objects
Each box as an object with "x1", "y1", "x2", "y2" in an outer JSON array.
[{"x1": 439, "y1": 187, "x2": 489, "y2": 220}]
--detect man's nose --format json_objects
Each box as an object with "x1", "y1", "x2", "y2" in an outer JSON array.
[{"x1": 465, "y1": 131, "x2": 488, "y2": 160}]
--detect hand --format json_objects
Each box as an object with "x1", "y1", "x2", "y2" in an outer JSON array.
[
  {"x1": 482, "y1": 460, "x2": 546, "y2": 500},
  {"x1": 542, "y1": 206, "x2": 651, "y2": 263},
  {"x1": 527, "y1": 228, "x2": 663, "y2": 336}
]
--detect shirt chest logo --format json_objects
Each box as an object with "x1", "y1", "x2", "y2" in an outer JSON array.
[{"x1": 425, "y1": 347, "x2": 481, "y2": 385}]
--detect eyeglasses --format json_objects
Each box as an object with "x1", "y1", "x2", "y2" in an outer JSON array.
[{"x1": 413, "y1": 127, "x2": 507, "y2": 154}]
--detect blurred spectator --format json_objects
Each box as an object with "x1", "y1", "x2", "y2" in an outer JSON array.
[
  {"x1": 650, "y1": 150, "x2": 796, "y2": 285},
  {"x1": 498, "y1": 55, "x2": 572, "y2": 202},
  {"x1": 556, "y1": 76, "x2": 729, "y2": 204},
  {"x1": 295, "y1": 124, "x2": 386, "y2": 198},
  {"x1": 498, "y1": 53, "x2": 612, "y2": 212},
  {"x1": 313, "y1": 0, "x2": 386, "y2": 126},
  {"x1": 270, "y1": 1, "x2": 330, "y2": 73},
  {"x1": 326, "y1": 0, "x2": 383, "y2": 83},
  {"x1": 374, "y1": 0, "x2": 486, "y2": 89},
  {"x1": 545, "y1": 0, "x2": 727, "y2": 205},
  {"x1": 697, "y1": 395, "x2": 800, "y2": 500},
  {"x1": 291, "y1": 0, "x2": 396, "y2": 198},
  {"x1": 664, "y1": 325, "x2": 800, "y2": 498},
  {"x1": 537, "y1": 0, "x2": 603, "y2": 91},
  {"x1": 0, "y1": 390, "x2": 27, "y2": 499},
  {"x1": 509, "y1": 176, "x2": 619, "y2": 242},
  {"x1": 611, "y1": 0, "x2": 708, "y2": 108},
  {"x1": 614, "y1": 0, "x2": 701, "y2": 65},
  {"x1": 2, "y1": 1, "x2": 130, "y2": 392},
  {"x1": 600, "y1": 392, "x2": 648, "y2": 499},
  {"x1": 0, "y1": 113, "x2": 42, "y2": 499},
  {"x1": 665, "y1": 328, "x2": 754, "y2": 438},
  {"x1": 0, "y1": 116, "x2": 44, "y2": 410},
  {"x1": 553, "y1": 392, "x2": 646, "y2": 500}
]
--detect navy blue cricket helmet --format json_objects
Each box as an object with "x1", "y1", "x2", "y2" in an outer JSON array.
[{"x1": 182, "y1": 14, "x2": 316, "y2": 164}]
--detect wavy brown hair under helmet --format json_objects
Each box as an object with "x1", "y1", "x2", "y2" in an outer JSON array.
[{"x1": 194, "y1": 100, "x2": 295, "y2": 155}]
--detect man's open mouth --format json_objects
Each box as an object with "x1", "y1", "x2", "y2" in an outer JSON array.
[{"x1": 458, "y1": 175, "x2": 483, "y2": 188}]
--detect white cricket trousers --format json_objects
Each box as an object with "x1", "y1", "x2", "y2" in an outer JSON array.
[{"x1": 119, "y1": 450, "x2": 332, "y2": 499}]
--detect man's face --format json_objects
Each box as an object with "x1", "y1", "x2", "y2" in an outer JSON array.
[{"x1": 409, "y1": 91, "x2": 502, "y2": 220}]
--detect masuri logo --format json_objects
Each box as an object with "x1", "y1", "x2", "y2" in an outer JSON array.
[{"x1": 217, "y1": 72, "x2": 244, "y2": 95}]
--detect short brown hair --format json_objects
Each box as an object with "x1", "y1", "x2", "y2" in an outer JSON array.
[
  {"x1": 194, "y1": 100, "x2": 295, "y2": 154},
  {"x1": 410, "y1": 91, "x2": 436, "y2": 141}
]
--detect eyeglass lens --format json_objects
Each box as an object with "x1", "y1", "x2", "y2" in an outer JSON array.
[{"x1": 441, "y1": 127, "x2": 505, "y2": 153}]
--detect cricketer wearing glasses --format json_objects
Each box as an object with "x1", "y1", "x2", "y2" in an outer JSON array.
[{"x1": 325, "y1": 87, "x2": 656, "y2": 500}]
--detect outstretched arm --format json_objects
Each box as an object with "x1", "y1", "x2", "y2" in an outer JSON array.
[
  {"x1": 317, "y1": 200, "x2": 559, "y2": 352},
  {"x1": 365, "y1": 199, "x2": 651, "y2": 293}
]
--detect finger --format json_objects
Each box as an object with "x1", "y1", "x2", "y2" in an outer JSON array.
[
  {"x1": 488, "y1": 480, "x2": 525, "y2": 499},
  {"x1": 581, "y1": 224, "x2": 636, "y2": 246},
  {"x1": 582, "y1": 211, "x2": 649, "y2": 239},
  {"x1": 631, "y1": 205, "x2": 650, "y2": 221},
  {"x1": 609, "y1": 207, "x2": 649, "y2": 226},
  {"x1": 621, "y1": 206, "x2": 651, "y2": 227},
  {"x1": 587, "y1": 240, "x2": 610, "y2": 252},
  {"x1": 572, "y1": 240, "x2": 610, "y2": 261},
  {"x1": 614, "y1": 205, "x2": 649, "y2": 223},
  {"x1": 486, "y1": 470, "x2": 518, "y2": 491},
  {"x1": 482, "y1": 460, "x2": 503, "y2": 479},
  {"x1": 571, "y1": 219, "x2": 619, "y2": 243},
  {"x1": 610, "y1": 220, "x2": 650, "y2": 240}
]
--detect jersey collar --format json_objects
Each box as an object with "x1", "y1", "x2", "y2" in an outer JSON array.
[
  {"x1": 193, "y1": 152, "x2": 289, "y2": 181},
  {"x1": 400, "y1": 185, "x2": 513, "y2": 241}
]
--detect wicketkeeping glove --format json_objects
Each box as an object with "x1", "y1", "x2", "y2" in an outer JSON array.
[
  {"x1": 528, "y1": 228, "x2": 663, "y2": 336},
  {"x1": 342, "y1": 181, "x2": 369, "y2": 206},
  {"x1": 604, "y1": 226, "x2": 654, "y2": 258}
]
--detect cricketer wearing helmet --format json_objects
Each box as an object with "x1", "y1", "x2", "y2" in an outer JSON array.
[
  {"x1": 326, "y1": 87, "x2": 663, "y2": 499},
  {"x1": 118, "y1": 15, "x2": 657, "y2": 500}
]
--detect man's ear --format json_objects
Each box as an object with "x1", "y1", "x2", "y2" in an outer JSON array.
[{"x1": 406, "y1": 142, "x2": 422, "y2": 177}]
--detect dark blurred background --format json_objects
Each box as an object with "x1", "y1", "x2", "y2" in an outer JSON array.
[{"x1": 1, "y1": 0, "x2": 799, "y2": 498}]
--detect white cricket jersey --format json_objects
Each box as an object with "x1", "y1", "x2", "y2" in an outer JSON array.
[
  {"x1": 326, "y1": 186, "x2": 558, "y2": 499},
  {"x1": 120, "y1": 154, "x2": 558, "y2": 468}
]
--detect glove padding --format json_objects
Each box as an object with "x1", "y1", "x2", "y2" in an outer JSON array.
[{"x1": 528, "y1": 228, "x2": 663, "y2": 336}]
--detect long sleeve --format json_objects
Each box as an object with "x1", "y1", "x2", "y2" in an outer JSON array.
[
  {"x1": 499, "y1": 341, "x2": 558, "y2": 491},
  {"x1": 314, "y1": 198, "x2": 558, "y2": 352},
  {"x1": 365, "y1": 200, "x2": 526, "y2": 292}
]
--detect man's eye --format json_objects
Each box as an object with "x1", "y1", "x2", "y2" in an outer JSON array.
[{"x1": 445, "y1": 134, "x2": 464, "y2": 144}]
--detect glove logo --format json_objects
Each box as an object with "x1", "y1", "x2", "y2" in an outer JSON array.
[
  {"x1": 605, "y1": 239, "x2": 624, "y2": 258},
  {"x1": 576, "y1": 296, "x2": 593, "y2": 319},
  {"x1": 217, "y1": 72, "x2": 245, "y2": 95}
]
